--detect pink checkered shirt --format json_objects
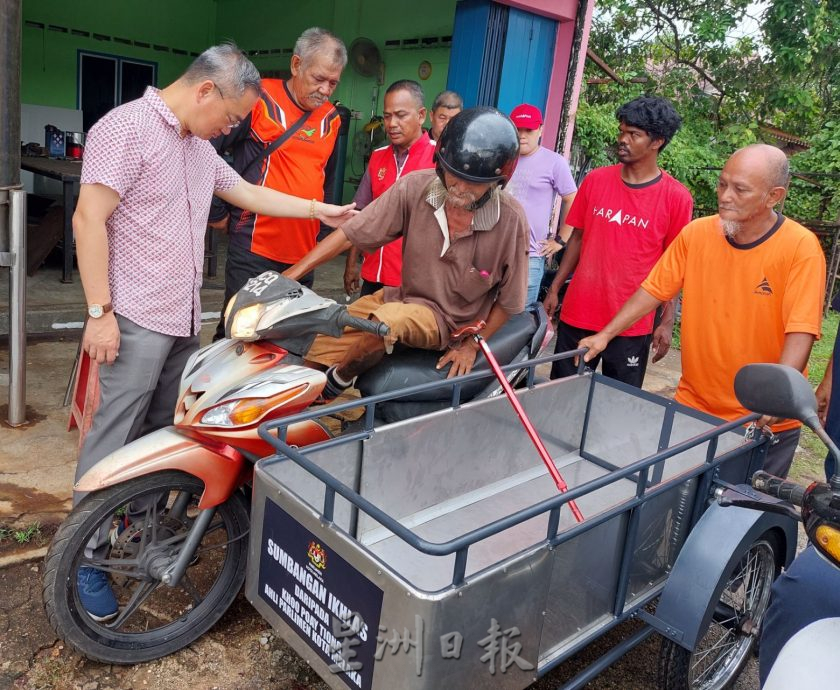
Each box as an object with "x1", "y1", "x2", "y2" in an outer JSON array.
[{"x1": 81, "y1": 87, "x2": 241, "y2": 336}]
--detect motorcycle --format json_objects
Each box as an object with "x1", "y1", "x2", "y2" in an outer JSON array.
[
  {"x1": 715, "y1": 363, "x2": 840, "y2": 689},
  {"x1": 43, "y1": 271, "x2": 550, "y2": 663}
]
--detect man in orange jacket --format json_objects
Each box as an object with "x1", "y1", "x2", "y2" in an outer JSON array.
[
  {"x1": 343, "y1": 80, "x2": 436, "y2": 297},
  {"x1": 210, "y1": 27, "x2": 347, "y2": 339}
]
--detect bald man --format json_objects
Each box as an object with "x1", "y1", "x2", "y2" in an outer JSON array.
[{"x1": 577, "y1": 144, "x2": 825, "y2": 476}]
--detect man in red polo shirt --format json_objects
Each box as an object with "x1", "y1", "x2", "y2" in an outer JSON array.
[{"x1": 344, "y1": 80, "x2": 436, "y2": 296}]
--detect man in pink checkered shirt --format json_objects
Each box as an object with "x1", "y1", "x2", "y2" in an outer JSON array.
[{"x1": 72, "y1": 43, "x2": 355, "y2": 621}]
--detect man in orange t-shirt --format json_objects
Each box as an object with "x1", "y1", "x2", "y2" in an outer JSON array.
[{"x1": 578, "y1": 144, "x2": 825, "y2": 477}]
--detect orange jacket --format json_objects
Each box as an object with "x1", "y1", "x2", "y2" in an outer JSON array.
[{"x1": 211, "y1": 79, "x2": 341, "y2": 263}]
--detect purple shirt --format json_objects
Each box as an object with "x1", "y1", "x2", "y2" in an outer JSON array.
[
  {"x1": 506, "y1": 146, "x2": 577, "y2": 256},
  {"x1": 81, "y1": 87, "x2": 241, "y2": 336}
]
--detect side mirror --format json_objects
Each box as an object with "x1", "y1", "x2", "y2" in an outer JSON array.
[{"x1": 734, "y1": 363, "x2": 819, "y2": 429}]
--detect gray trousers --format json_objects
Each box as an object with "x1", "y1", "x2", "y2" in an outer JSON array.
[{"x1": 74, "y1": 315, "x2": 199, "y2": 553}]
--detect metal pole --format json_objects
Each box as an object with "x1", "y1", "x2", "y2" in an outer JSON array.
[
  {"x1": 8, "y1": 188, "x2": 27, "y2": 426},
  {"x1": 1, "y1": 0, "x2": 25, "y2": 425}
]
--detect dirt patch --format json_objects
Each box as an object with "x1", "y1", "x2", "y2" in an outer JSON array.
[
  {"x1": 3, "y1": 560, "x2": 331, "y2": 690},
  {"x1": 0, "y1": 482, "x2": 68, "y2": 528},
  {"x1": 1, "y1": 560, "x2": 760, "y2": 690}
]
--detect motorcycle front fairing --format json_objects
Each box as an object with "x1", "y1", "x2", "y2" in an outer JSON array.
[{"x1": 74, "y1": 426, "x2": 249, "y2": 509}]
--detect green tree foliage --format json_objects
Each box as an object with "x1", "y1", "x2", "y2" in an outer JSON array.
[
  {"x1": 574, "y1": 0, "x2": 839, "y2": 222},
  {"x1": 763, "y1": 0, "x2": 839, "y2": 128},
  {"x1": 787, "y1": 120, "x2": 840, "y2": 221}
]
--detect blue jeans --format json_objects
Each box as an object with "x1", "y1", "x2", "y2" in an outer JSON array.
[
  {"x1": 527, "y1": 256, "x2": 545, "y2": 307},
  {"x1": 759, "y1": 546, "x2": 840, "y2": 685}
]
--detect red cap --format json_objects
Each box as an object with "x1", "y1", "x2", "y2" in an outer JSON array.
[{"x1": 510, "y1": 103, "x2": 543, "y2": 129}]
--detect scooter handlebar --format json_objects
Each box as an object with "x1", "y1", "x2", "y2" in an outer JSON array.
[
  {"x1": 337, "y1": 311, "x2": 391, "y2": 337},
  {"x1": 752, "y1": 471, "x2": 807, "y2": 507}
]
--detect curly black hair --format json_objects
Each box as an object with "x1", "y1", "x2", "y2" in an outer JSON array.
[{"x1": 615, "y1": 96, "x2": 682, "y2": 152}]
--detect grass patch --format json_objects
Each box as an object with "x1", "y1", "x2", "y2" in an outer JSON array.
[
  {"x1": 0, "y1": 521, "x2": 42, "y2": 545},
  {"x1": 792, "y1": 427, "x2": 828, "y2": 484},
  {"x1": 806, "y1": 310, "x2": 839, "y2": 385}
]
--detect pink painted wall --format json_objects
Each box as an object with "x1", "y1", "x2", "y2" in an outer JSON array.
[
  {"x1": 496, "y1": 0, "x2": 578, "y2": 21},
  {"x1": 497, "y1": 0, "x2": 594, "y2": 156}
]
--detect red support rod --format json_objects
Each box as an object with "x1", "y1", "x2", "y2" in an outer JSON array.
[{"x1": 474, "y1": 335, "x2": 584, "y2": 523}]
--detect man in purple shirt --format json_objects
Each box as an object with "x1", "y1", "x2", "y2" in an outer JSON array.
[
  {"x1": 73, "y1": 43, "x2": 355, "y2": 621},
  {"x1": 506, "y1": 104, "x2": 577, "y2": 307}
]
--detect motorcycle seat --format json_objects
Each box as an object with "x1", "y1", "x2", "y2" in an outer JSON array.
[{"x1": 356, "y1": 310, "x2": 541, "y2": 422}]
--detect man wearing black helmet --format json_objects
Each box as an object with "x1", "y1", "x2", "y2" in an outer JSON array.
[{"x1": 284, "y1": 107, "x2": 529, "y2": 402}]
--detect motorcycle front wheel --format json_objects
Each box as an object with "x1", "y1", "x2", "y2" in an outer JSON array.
[
  {"x1": 656, "y1": 534, "x2": 779, "y2": 690},
  {"x1": 43, "y1": 470, "x2": 250, "y2": 664}
]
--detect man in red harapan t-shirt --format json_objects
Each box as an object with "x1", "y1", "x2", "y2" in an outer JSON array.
[
  {"x1": 343, "y1": 80, "x2": 436, "y2": 297},
  {"x1": 210, "y1": 28, "x2": 346, "y2": 340},
  {"x1": 543, "y1": 96, "x2": 693, "y2": 387}
]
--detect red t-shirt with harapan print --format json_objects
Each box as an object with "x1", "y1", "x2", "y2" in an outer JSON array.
[{"x1": 560, "y1": 164, "x2": 693, "y2": 336}]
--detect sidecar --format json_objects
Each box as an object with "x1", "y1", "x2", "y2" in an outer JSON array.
[{"x1": 246, "y1": 353, "x2": 797, "y2": 690}]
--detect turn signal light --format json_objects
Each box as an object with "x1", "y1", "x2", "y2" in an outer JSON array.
[
  {"x1": 814, "y1": 524, "x2": 840, "y2": 566},
  {"x1": 227, "y1": 385, "x2": 308, "y2": 426}
]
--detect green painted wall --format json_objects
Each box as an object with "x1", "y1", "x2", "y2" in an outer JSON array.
[
  {"x1": 22, "y1": 0, "x2": 458, "y2": 198},
  {"x1": 215, "y1": 0, "x2": 455, "y2": 113},
  {"x1": 21, "y1": 0, "x2": 217, "y2": 108}
]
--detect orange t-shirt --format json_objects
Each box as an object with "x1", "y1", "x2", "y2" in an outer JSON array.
[
  {"x1": 642, "y1": 214, "x2": 825, "y2": 432},
  {"x1": 245, "y1": 80, "x2": 340, "y2": 263}
]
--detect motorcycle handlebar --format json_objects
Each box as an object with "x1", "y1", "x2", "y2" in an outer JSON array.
[
  {"x1": 752, "y1": 471, "x2": 807, "y2": 507},
  {"x1": 337, "y1": 312, "x2": 391, "y2": 337}
]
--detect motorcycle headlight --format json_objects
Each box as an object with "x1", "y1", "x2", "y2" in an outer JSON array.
[
  {"x1": 229, "y1": 303, "x2": 266, "y2": 340},
  {"x1": 200, "y1": 385, "x2": 309, "y2": 427}
]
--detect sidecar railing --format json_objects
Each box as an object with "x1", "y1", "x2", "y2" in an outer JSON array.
[{"x1": 258, "y1": 347, "x2": 765, "y2": 589}]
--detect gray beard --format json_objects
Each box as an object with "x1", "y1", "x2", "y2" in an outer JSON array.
[
  {"x1": 720, "y1": 218, "x2": 741, "y2": 238},
  {"x1": 444, "y1": 186, "x2": 480, "y2": 210}
]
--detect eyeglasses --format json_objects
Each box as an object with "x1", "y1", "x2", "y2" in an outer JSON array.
[{"x1": 213, "y1": 83, "x2": 241, "y2": 130}]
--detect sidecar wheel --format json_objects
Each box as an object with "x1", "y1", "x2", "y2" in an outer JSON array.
[
  {"x1": 656, "y1": 535, "x2": 779, "y2": 690},
  {"x1": 43, "y1": 471, "x2": 250, "y2": 664}
]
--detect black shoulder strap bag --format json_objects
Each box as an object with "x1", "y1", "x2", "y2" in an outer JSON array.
[{"x1": 240, "y1": 110, "x2": 311, "y2": 180}]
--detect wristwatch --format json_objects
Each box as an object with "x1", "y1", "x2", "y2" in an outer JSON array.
[
  {"x1": 88, "y1": 302, "x2": 113, "y2": 319},
  {"x1": 555, "y1": 236, "x2": 568, "y2": 248}
]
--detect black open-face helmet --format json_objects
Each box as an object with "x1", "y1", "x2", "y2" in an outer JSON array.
[{"x1": 435, "y1": 107, "x2": 520, "y2": 189}]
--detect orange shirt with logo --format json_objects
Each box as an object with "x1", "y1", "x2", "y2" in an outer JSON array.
[
  {"x1": 245, "y1": 80, "x2": 340, "y2": 263},
  {"x1": 642, "y1": 214, "x2": 825, "y2": 431}
]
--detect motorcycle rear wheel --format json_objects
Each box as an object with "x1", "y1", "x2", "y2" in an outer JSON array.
[{"x1": 43, "y1": 471, "x2": 250, "y2": 664}]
